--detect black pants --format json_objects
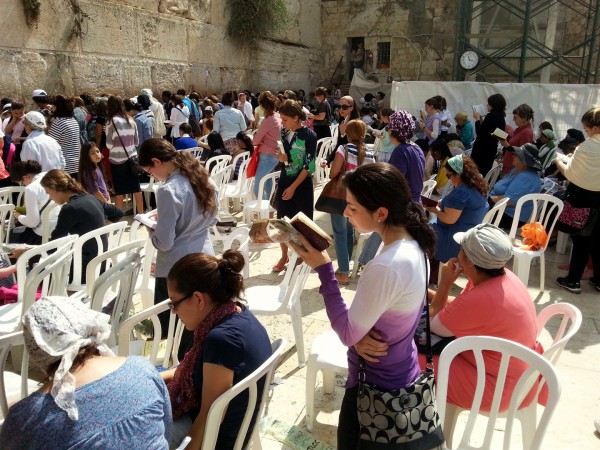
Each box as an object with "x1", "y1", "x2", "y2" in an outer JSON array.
[
  {"x1": 567, "y1": 216, "x2": 600, "y2": 282},
  {"x1": 338, "y1": 386, "x2": 360, "y2": 449},
  {"x1": 154, "y1": 277, "x2": 194, "y2": 361}
]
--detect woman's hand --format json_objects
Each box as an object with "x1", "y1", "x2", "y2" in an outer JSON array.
[
  {"x1": 419, "y1": 122, "x2": 426, "y2": 129},
  {"x1": 499, "y1": 138, "x2": 509, "y2": 147},
  {"x1": 354, "y1": 330, "x2": 389, "y2": 363},
  {"x1": 277, "y1": 152, "x2": 288, "y2": 163},
  {"x1": 13, "y1": 211, "x2": 20, "y2": 220},
  {"x1": 281, "y1": 186, "x2": 296, "y2": 201},
  {"x1": 424, "y1": 205, "x2": 439, "y2": 214},
  {"x1": 339, "y1": 121, "x2": 347, "y2": 136},
  {"x1": 288, "y1": 234, "x2": 331, "y2": 269},
  {"x1": 8, "y1": 247, "x2": 29, "y2": 259},
  {"x1": 473, "y1": 112, "x2": 481, "y2": 121},
  {"x1": 439, "y1": 258, "x2": 462, "y2": 288}
]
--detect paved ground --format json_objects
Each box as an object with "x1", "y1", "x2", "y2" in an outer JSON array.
[{"x1": 234, "y1": 206, "x2": 600, "y2": 450}]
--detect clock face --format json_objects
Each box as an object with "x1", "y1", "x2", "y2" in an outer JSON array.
[{"x1": 460, "y1": 50, "x2": 479, "y2": 70}]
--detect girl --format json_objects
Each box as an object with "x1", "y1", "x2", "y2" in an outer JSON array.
[
  {"x1": 272, "y1": 100, "x2": 317, "y2": 273},
  {"x1": 78, "y1": 142, "x2": 110, "y2": 203},
  {"x1": 234, "y1": 131, "x2": 253, "y2": 179},
  {"x1": 329, "y1": 120, "x2": 375, "y2": 285},
  {"x1": 419, "y1": 97, "x2": 442, "y2": 144},
  {"x1": 252, "y1": 91, "x2": 282, "y2": 198}
]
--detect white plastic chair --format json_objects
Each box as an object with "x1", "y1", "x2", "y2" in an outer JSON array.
[
  {"x1": 129, "y1": 220, "x2": 157, "y2": 309},
  {"x1": 67, "y1": 221, "x2": 128, "y2": 292},
  {"x1": 437, "y1": 336, "x2": 561, "y2": 450},
  {"x1": 314, "y1": 137, "x2": 333, "y2": 186},
  {"x1": 224, "y1": 158, "x2": 251, "y2": 212},
  {"x1": 201, "y1": 338, "x2": 286, "y2": 450},
  {"x1": 205, "y1": 154, "x2": 232, "y2": 176},
  {"x1": 243, "y1": 172, "x2": 279, "y2": 224},
  {"x1": 179, "y1": 146, "x2": 204, "y2": 159},
  {"x1": 221, "y1": 227, "x2": 251, "y2": 279},
  {"x1": 421, "y1": 179, "x2": 436, "y2": 197},
  {"x1": 536, "y1": 302, "x2": 582, "y2": 365},
  {"x1": 350, "y1": 231, "x2": 372, "y2": 279},
  {"x1": 0, "y1": 187, "x2": 25, "y2": 208},
  {"x1": 139, "y1": 176, "x2": 162, "y2": 213},
  {"x1": 508, "y1": 193, "x2": 564, "y2": 291},
  {"x1": 117, "y1": 299, "x2": 185, "y2": 367},
  {"x1": 540, "y1": 179, "x2": 556, "y2": 194},
  {"x1": 40, "y1": 201, "x2": 61, "y2": 244},
  {"x1": 482, "y1": 197, "x2": 510, "y2": 227},
  {"x1": 0, "y1": 204, "x2": 14, "y2": 244},
  {"x1": 484, "y1": 162, "x2": 503, "y2": 191},
  {"x1": 231, "y1": 151, "x2": 251, "y2": 180},
  {"x1": 245, "y1": 252, "x2": 311, "y2": 367},
  {"x1": 0, "y1": 235, "x2": 78, "y2": 335},
  {"x1": 305, "y1": 330, "x2": 349, "y2": 431},
  {"x1": 210, "y1": 165, "x2": 234, "y2": 202}
]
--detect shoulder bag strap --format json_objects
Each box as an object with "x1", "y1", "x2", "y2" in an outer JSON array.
[
  {"x1": 423, "y1": 253, "x2": 433, "y2": 368},
  {"x1": 175, "y1": 106, "x2": 189, "y2": 119},
  {"x1": 111, "y1": 118, "x2": 132, "y2": 160}
]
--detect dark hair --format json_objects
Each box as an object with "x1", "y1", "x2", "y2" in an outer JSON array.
[
  {"x1": 78, "y1": 142, "x2": 106, "y2": 191},
  {"x1": 168, "y1": 250, "x2": 245, "y2": 305},
  {"x1": 315, "y1": 87, "x2": 327, "y2": 98},
  {"x1": 138, "y1": 139, "x2": 216, "y2": 216},
  {"x1": 377, "y1": 91, "x2": 385, "y2": 99},
  {"x1": 107, "y1": 96, "x2": 133, "y2": 125},
  {"x1": 539, "y1": 121, "x2": 553, "y2": 131},
  {"x1": 512, "y1": 104, "x2": 534, "y2": 122},
  {"x1": 581, "y1": 107, "x2": 600, "y2": 129},
  {"x1": 415, "y1": 138, "x2": 430, "y2": 154},
  {"x1": 1, "y1": 98, "x2": 12, "y2": 106},
  {"x1": 236, "y1": 131, "x2": 254, "y2": 154},
  {"x1": 433, "y1": 95, "x2": 447, "y2": 110},
  {"x1": 279, "y1": 100, "x2": 306, "y2": 121},
  {"x1": 474, "y1": 265, "x2": 505, "y2": 278},
  {"x1": 359, "y1": 107, "x2": 371, "y2": 116},
  {"x1": 221, "y1": 91, "x2": 235, "y2": 106},
  {"x1": 10, "y1": 160, "x2": 42, "y2": 182},
  {"x1": 11, "y1": 102, "x2": 24, "y2": 111},
  {"x1": 189, "y1": 92, "x2": 200, "y2": 102},
  {"x1": 444, "y1": 156, "x2": 488, "y2": 196},
  {"x1": 364, "y1": 93, "x2": 375, "y2": 103},
  {"x1": 567, "y1": 128, "x2": 586, "y2": 143},
  {"x1": 204, "y1": 117, "x2": 214, "y2": 132},
  {"x1": 137, "y1": 94, "x2": 151, "y2": 110},
  {"x1": 45, "y1": 344, "x2": 100, "y2": 380},
  {"x1": 259, "y1": 91, "x2": 280, "y2": 115},
  {"x1": 380, "y1": 107, "x2": 394, "y2": 118},
  {"x1": 176, "y1": 89, "x2": 186, "y2": 96},
  {"x1": 162, "y1": 90, "x2": 172, "y2": 99},
  {"x1": 95, "y1": 99, "x2": 107, "y2": 118},
  {"x1": 80, "y1": 92, "x2": 95, "y2": 107},
  {"x1": 53, "y1": 95, "x2": 74, "y2": 118},
  {"x1": 444, "y1": 133, "x2": 461, "y2": 142},
  {"x1": 123, "y1": 98, "x2": 137, "y2": 112},
  {"x1": 343, "y1": 163, "x2": 435, "y2": 257},
  {"x1": 207, "y1": 131, "x2": 226, "y2": 152},
  {"x1": 283, "y1": 90, "x2": 297, "y2": 100},
  {"x1": 487, "y1": 94, "x2": 506, "y2": 116},
  {"x1": 170, "y1": 95, "x2": 184, "y2": 107},
  {"x1": 430, "y1": 139, "x2": 453, "y2": 160},
  {"x1": 179, "y1": 123, "x2": 193, "y2": 135},
  {"x1": 73, "y1": 96, "x2": 85, "y2": 108},
  {"x1": 41, "y1": 169, "x2": 86, "y2": 194},
  {"x1": 425, "y1": 97, "x2": 442, "y2": 111}
]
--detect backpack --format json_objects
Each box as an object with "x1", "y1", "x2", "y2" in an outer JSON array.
[{"x1": 189, "y1": 104, "x2": 202, "y2": 138}]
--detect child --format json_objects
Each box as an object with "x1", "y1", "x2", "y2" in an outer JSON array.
[
  {"x1": 78, "y1": 142, "x2": 110, "y2": 203},
  {"x1": 234, "y1": 131, "x2": 254, "y2": 179}
]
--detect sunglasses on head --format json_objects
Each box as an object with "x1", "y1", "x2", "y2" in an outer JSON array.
[{"x1": 340, "y1": 105, "x2": 352, "y2": 110}]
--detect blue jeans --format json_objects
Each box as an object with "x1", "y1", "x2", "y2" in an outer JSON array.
[
  {"x1": 331, "y1": 214, "x2": 354, "y2": 274},
  {"x1": 253, "y1": 154, "x2": 279, "y2": 199},
  {"x1": 359, "y1": 232, "x2": 382, "y2": 265}
]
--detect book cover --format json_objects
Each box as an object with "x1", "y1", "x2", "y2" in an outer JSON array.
[
  {"x1": 249, "y1": 212, "x2": 332, "y2": 251},
  {"x1": 471, "y1": 104, "x2": 488, "y2": 117},
  {"x1": 420, "y1": 195, "x2": 439, "y2": 208},
  {"x1": 491, "y1": 128, "x2": 508, "y2": 140},
  {"x1": 134, "y1": 209, "x2": 158, "y2": 229}
]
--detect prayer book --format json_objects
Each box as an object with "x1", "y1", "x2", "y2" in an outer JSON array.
[
  {"x1": 471, "y1": 104, "x2": 488, "y2": 117},
  {"x1": 249, "y1": 212, "x2": 332, "y2": 251},
  {"x1": 134, "y1": 209, "x2": 157, "y2": 230},
  {"x1": 491, "y1": 128, "x2": 508, "y2": 140},
  {"x1": 420, "y1": 195, "x2": 439, "y2": 208}
]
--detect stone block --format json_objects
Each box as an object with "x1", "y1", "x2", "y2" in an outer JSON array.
[
  {"x1": 0, "y1": 51, "x2": 21, "y2": 99},
  {"x1": 138, "y1": 12, "x2": 188, "y2": 61},
  {"x1": 71, "y1": 56, "x2": 125, "y2": 94},
  {"x1": 80, "y1": 1, "x2": 138, "y2": 56},
  {"x1": 187, "y1": 23, "x2": 248, "y2": 67},
  {"x1": 150, "y1": 62, "x2": 187, "y2": 92},
  {"x1": 123, "y1": 64, "x2": 153, "y2": 95}
]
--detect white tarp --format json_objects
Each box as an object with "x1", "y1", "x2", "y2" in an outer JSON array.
[
  {"x1": 390, "y1": 81, "x2": 600, "y2": 139},
  {"x1": 349, "y1": 70, "x2": 392, "y2": 108}
]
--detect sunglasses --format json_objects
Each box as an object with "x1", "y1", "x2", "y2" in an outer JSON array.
[
  {"x1": 168, "y1": 292, "x2": 194, "y2": 312},
  {"x1": 340, "y1": 105, "x2": 352, "y2": 110}
]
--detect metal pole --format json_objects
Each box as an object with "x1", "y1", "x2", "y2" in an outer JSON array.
[
  {"x1": 585, "y1": 0, "x2": 600, "y2": 83},
  {"x1": 518, "y1": 0, "x2": 533, "y2": 82},
  {"x1": 452, "y1": 0, "x2": 467, "y2": 80}
]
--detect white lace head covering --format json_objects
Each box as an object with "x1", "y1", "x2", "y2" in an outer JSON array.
[{"x1": 22, "y1": 296, "x2": 113, "y2": 420}]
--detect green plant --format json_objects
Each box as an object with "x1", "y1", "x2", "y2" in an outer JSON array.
[
  {"x1": 226, "y1": 0, "x2": 291, "y2": 46},
  {"x1": 21, "y1": 0, "x2": 41, "y2": 27}
]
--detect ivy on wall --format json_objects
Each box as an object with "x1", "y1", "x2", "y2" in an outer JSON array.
[
  {"x1": 226, "y1": 0, "x2": 291, "y2": 46},
  {"x1": 21, "y1": 0, "x2": 41, "y2": 27}
]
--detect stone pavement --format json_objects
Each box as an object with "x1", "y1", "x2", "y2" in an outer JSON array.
[{"x1": 235, "y1": 208, "x2": 600, "y2": 450}]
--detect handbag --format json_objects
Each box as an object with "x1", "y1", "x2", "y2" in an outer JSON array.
[
  {"x1": 246, "y1": 146, "x2": 260, "y2": 178},
  {"x1": 357, "y1": 256, "x2": 445, "y2": 450},
  {"x1": 315, "y1": 145, "x2": 348, "y2": 216},
  {"x1": 556, "y1": 200, "x2": 590, "y2": 234},
  {"x1": 112, "y1": 119, "x2": 144, "y2": 176}
]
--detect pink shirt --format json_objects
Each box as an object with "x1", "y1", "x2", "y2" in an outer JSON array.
[
  {"x1": 252, "y1": 114, "x2": 281, "y2": 156},
  {"x1": 502, "y1": 122, "x2": 534, "y2": 174}
]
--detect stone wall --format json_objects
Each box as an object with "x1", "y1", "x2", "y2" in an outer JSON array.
[{"x1": 0, "y1": 0, "x2": 322, "y2": 101}]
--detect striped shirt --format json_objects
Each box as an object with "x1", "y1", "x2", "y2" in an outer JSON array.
[
  {"x1": 48, "y1": 117, "x2": 81, "y2": 174},
  {"x1": 106, "y1": 116, "x2": 139, "y2": 164},
  {"x1": 335, "y1": 143, "x2": 375, "y2": 170}
]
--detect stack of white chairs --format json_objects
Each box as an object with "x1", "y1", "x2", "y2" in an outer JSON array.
[
  {"x1": 206, "y1": 155, "x2": 232, "y2": 176},
  {"x1": 243, "y1": 172, "x2": 279, "y2": 224},
  {"x1": 224, "y1": 158, "x2": 252, "y2": 212},
  {"x1": 139, "y1": 176, "x2": 161, "y2": 213}
]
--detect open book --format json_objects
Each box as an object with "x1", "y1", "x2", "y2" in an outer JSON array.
[
  {"x1": 134, "y1": 209, "x2": 157, "y2": 230},
  {"x1": 491, "y1": 128, "x2": 508, "y2": 140},
  {"x1": 249, "y1": 212, "x2": 332, "y2": 251},
  {"x1": 471, "y1": 104, "x2": 487, "y2": 117}
]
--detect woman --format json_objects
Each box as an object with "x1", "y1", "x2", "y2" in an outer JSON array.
[
  {"x1": 252, "y1": 91, "x2": 282, "y2": 198},
  {"x1": 425, "y1": 155, "x2": 489, "y2": 265},
  {"x1": 419, "y1": 97, "x2": 442, "y2": 144},
  {"x1": 10, "y1": 160, "x2": 58, "y2": 245},
  {"x1": 471, "y1": 93, "x2": 507, "y2": 176},
  {"x1": 138, "y1": 138, "x2": 219, "y2": 355},
  {"x1": 454, "y1": 111, "x2": 473, "y2": 150},
  {"x1": 555, "y1": 107, "x2": 600, "y2": 294},
  {"x1": 0, "y1": 296, "x2": 172, "y2": 449},
  {"x1": 326, "y1": 95, "x2": 360, "y2": 165},
  {"x1": 499, "y1": 103, "x2": 535, "y2": 174},
  {"x1": 161, "y1": 251, "x2": 271, "y2": 450},
  {"x1": 430, "y1": 138, "x2": 454, "y2": 194},
  {"x1": 168, "y1": 95, "x2": 189, "y2": 144},
  {"x1": 368, "y1": 107, "x2": 395, "y2": 163},
  {"x1": 213, "y1": 91, "x2": 247, "y2": 155},
  {"x1": 489, "y1": 143, "x2": 542, "y2": 229},
  {"x1": 290, "y1": 163, "x2": 437, "y2": 449},
  {"x1": 72, "y1": 96, "x2": 89, "y2": 145},
  {"x1": 307, "y1": 87, "x2": 332, "y2": 141},
  {"x1": 106, "y1": 95, "x2": 143, "y2": 214},
  {"x1": 537, "y1": 129, "x2": 557, "y2": 171},
  {"x1": 272, "y1": 100, "x2": 317, "y2": 272},
  {"x1": 329, "y1": 120, "x2": 375, "y2": 285},
  {"x1": 234, "y1": 131, "x2": 253, "y2": 179},
  {"x1": 40, "y1": 169, "x2": 123, "y2": 279},
  {"x1": 48, "y1": 95, "x2": 81, "y2": 177}
]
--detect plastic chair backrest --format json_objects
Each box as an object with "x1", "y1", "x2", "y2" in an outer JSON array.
[
  {"x1": 0, "y1": 331, "x2": 26, "y2": 417},
  {"x1": 508, "y1": 193, "x2": 564, "y2": 248},
  {"x1": 118, "y1": 299, "x2": 185, "y2": 367},
  {"x1": 437, "y1": 336, "x2": 560, "y2": 450},
  {"x1": 232, "y1": 151, "x2": 251, "y2": 172},
  {"x1": 40, "y1": 201, "x2": 61, "y2": 244},
  {"x1": 0, "y1": 204, "x2": 14, "y2": 245},
  {"x1": 69, "y1": 221, "x2": 128, "y2": 291},
  {"x1": 540, "y1": 179, "x2": 556, "y2": 194},
  {"x1": 180, "y1": 146, "x2": 203, "y2": 159},
  {"x1": 0, "y1": 187, "x2": 25, "y2": 208},
  {"x1": 228, "y1": 158, "x2": 251, "y2": 195},
  {"x1": 482, "y1": 197, "x2": 510, "y2": 227},
  {"x1": 484, "y1": 162, "x2": 503, "y2": 191},
  {"x1": 421, "y1": 179, "x2": 436, "y2": 197},
  {"x1": 201, "y1": 338, "x2": 286, "y2": 450},
  {"x1": 255, "y1": 172, "x2": 279, "y2": 210},
  {"x1": 206, "y1": 155, "x2": 232, "y2": 176},
  {"x1": 536, "y1": 302, "x2": 582, "y2": 365}
]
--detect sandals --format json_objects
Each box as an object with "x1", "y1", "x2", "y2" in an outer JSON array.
[
  {"x1": 335, "y1": 272, "x2": 350, "y2": 286},
  {"x1": 272, "y1": 257, "x2": 289, "y2": 273}
]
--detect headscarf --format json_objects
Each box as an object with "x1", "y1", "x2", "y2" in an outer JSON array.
[
  {"x1": 387, "y1": 110, "x2": 416, "y2": 141},
  {"x1": 22, "y1": 296, "x2": 113, "y2": 420},
  {"x1": 447, "y1": 154, "x2": 464, "y2": 174}
]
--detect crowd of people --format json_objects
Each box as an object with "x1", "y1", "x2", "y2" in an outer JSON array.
[{"x1": 0, "y1": 83, "x2": 598, "y2": 449}]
